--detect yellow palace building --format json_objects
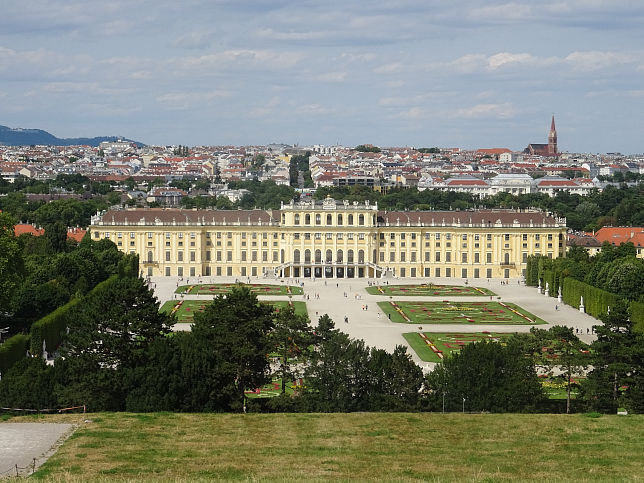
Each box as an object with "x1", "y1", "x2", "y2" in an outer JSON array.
[{"x1": 90, "y1": 198, "x2": 567, "y2": 280}]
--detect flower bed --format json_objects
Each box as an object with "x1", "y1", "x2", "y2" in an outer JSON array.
[
  {"x1": 379, "y1": 301, "x2": 546, "y2": 325},
  {"x1": 161, "y1": 300, "x2": 308, "y2": 323},
  {"x1": 176, "y1": 283, "x2": 303, "y2": 295},
  {"x1": 403, "y1": 331, "x2": 514, "y2": 362},
  {"x1": 366, "y1": 284, "x2": 495, "y2": 297}
]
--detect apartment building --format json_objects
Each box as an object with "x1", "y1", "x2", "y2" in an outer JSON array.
[{"x1": 90, "y1": 198, "x2": 567, "y2": 280}]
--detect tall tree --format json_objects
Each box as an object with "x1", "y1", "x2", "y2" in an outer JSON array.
[
  {"x1": 191, "y1": 286, "x2": 275, "y2": 411},
  {"x1": 56, "y1": 276, "x2": 172, "y2": 410},
  {"x1": 426, "y1": 338, "x2": 544, "y2": 413},
  {"x1": 530, "y1": 326, "x2": 589, "y2": 414},
  {"x1": 270, "y1": 305, "x2": 313, "y2": 394},
  {"x1": 0, "y1": 212, "x2": 23, "y2": 314},
  {"x1": 583, "y1": 302, "x2": 644, "y2": 413}
]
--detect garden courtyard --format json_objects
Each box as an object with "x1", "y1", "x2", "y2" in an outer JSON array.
[
  {"x1": 175, "y1": 283, "x2": 303, "y2": 296},
  {"x1": 366, "y1": 283, "x2": 495, "y2": 296},
  {"x1": 402, "y1": 331, "x2": 513, "y2": 362},
  {"x1": 151, "y1": 276, "x2": 601, "y2": 369},
  {"x1": 378, "y1": 300, "x2": 547, "y2": 325},
  {"x1": 160, "y1": 299, "x2": 308, "y2": 323}
]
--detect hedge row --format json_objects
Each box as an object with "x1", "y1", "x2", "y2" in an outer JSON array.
[
  {"x1": 562, "y1": 278, "x2": 621, "y2": 319},
  {"x1": 29, "y1": 297, "x2": 80, "y2": 356},
  {"x1": 0, "y1": 334, "x2": 30, "y2": 375},
  {"x1": 630, "y1": 301, "x2": 644, "y2": 333},
  {"x1": 29, "y1": 274, "x2": 120, "y2": 357}
]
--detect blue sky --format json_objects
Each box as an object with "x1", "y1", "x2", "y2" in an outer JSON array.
[{"x1": 1, "y1": 0, "x2": 643, "y2": 153}]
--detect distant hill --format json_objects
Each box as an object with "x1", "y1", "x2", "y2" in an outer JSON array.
[{"x1": 0, "y1": 125, "x2": 144, "y2": 147}]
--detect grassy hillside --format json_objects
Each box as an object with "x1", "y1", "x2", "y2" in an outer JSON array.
[{"x1": 9, "y1": 412, "x2": 642, "y2": 481}]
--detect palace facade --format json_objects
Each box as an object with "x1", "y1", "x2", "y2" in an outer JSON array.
[{"x1": 90, "y1": 198, "x2": 567, "y2": 280}]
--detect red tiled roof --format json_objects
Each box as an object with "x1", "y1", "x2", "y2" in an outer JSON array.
[
  {"x1": 13, "y1": 224, "x2": 86, "y2": 241},
  {"x1": 594, "y1": 227, "x2": 644, "y2": 246},
  {"x1": 446, "y1": 179, "x2": 488, "y2": 186},
  {"x1": 14, "y1": 224, "x2": 44, "y2": 237},
  {"x1": 477, "y1": 148, "x2": 511, "y2": 155},
  {"x1": 537, "y1": 180, "x2": 577, "y2": 187}
]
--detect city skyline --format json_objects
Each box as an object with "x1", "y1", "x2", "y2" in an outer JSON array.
[{"x1": 1, "y1": 1, "x2": 644, "y2": 153}]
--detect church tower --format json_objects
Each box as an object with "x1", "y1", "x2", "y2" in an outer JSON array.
[{"x1": 548, "y1": 115, "x2": 557, "y2": 156}]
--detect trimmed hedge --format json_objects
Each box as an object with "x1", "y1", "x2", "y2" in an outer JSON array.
[
  {"x1": 630, "y1": 301, "x2": 644, "y2": 333},
  {"x1": 29, "y1": 297, "x2": 80, "y2": 356},
  {"x1": 29, "y1": 274, "x2": 120, "y2": 356},
  {"x1": 562, "y1": 278, "x2": 621, "y2": 319},
  {"x1": 0, "y1": 334, "x2": 30, "y2": 375}
]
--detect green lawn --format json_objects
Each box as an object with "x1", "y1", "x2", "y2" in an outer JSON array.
[
  {"x1": 379, "y1": 300, "x2": 546, "y2": 325},
  {"x1": 403, "y1": 331, "x2": 515, "y2": 362},
  {"x1": 175, "y1": 283, "x2": 303, "y2": 295},
  {"x1": 161, "y1": 300, "x2": 308, "y2": 323},
  {"x1": 541, "y1": 377, "x2": 584, "y2": 400},
  {"x1": 21, "y1": 412, "x2": 644, "y2": 481},
  {"x1": 366, "y1": 284, "x2": 495, "y2": 296}
]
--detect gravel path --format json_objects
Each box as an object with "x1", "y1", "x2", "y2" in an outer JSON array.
[{"x1": 0, "y1": 422, "x2": 75, "y2": 477}]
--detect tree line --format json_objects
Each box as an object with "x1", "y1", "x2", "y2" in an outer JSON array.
[{"x1": 2, "y1": 276, "x2": 643, "y2": 414}]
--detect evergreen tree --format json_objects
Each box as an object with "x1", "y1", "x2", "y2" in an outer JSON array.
[
  {"x1": 583, "y1": 302, "x2": 644, "y2": 413},
  {"x1": 191, "y1": 286, "x2": 275, "y2": 411},
  {"x1": 426, "y1": 338, "x2": 544, "y2": 412}
]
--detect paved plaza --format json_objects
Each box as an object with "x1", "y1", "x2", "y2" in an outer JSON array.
[
  {"x1": 150, "y1": 275, "x2": 601, "y2": 371},
  {"x1": 0, "y1": 423, "x2": 75, "y2": 477}
]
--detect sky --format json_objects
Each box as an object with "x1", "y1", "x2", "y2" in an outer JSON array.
[{"x1": 1, "y1": 1, "x2": 643, "y2": 153}]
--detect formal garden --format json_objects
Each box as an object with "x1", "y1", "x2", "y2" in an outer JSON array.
[
  {"x1": 378, "y1": 301, "x2": 546, "y2": 325},
  {"x1": 160, "y1": 299, "x2": 308, "y2": 323},
  {"x1": 366, "y1": 283, "x2": 495, "y2": 296},
  {"x1": 175, "y1": 283, "x2": 303, "y2": 295},
  {"x1": 402, "y1": 331, "x2": 513, "y2": 362}
]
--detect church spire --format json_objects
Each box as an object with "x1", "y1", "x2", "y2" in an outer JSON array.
[{"x1": 548, "y1": 114, "x2": 557, "y2": 155}]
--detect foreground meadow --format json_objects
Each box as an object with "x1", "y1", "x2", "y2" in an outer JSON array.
[{"x1": 13, "y1": 412, "x2": 644, "y2": 482}]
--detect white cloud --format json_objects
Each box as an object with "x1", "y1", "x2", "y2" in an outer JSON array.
[
  {"x1": 173, "y1": 32, "x2": 212, "y2": 50},
  {"x1": 394, "y1": 107, "x2": 426, "y2": 120},
  {"x1": 373, "y1": 62, "x2": 404, "y2": 74},
  {"x1": 296, "y1": 104, "x2": 334, "y2": 115},
  {"x1": 249, "y1": 96, "x2": 281, "y2": 118},
  {"x1": 317, "y1": 72, "x2": 347, "y2": 82},
  {"x1": 563, "y1": 51, "x2": 634, "y2": 71},
  {"x1": 487, "y1": 52, "x2": 535, "y2": 69},
  {"x1": 156, "y1": 90, "x2": 231, "y2": 110},
  {"x1": 453, "y1": 103, "x2": 516, "y2": 119}
]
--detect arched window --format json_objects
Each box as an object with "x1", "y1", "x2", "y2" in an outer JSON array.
[
  {"x1": 315, "y1": 249, "x2": 322, "y2": 263},
  {"x1": 326, "y1": 249, "x2": 332, "y2": 263},
  {"x1": 294, "y1": 214, "x2": 300, "y2": 225},
  {"x1": 281, "y1": 249, "x2": 285, "y2": 263},
  {"x1": 504, "y1": 252, "x2": 510, "y2": 264},
  {"x1": 304, "y1": 249, "x2": 311, "y2": 263},
  {"x1": 337, "y1": 249, "x2": 343, "y2": 263},
  {"x1": 358, "y1": 250, "x2": 365, "y2": 263},
  {"x1": 373, "y1": 215, "x2": 376, "y2": 225},
  {"x1": 337, "y1": 214, "x2": 343, "y2": 225},
  {"x1": 305, "y1": 214, "x2": 311, "y2": 225},
  {"x1": 347, "y1": 249, "x2": 354, "y2": 264},
  {"x1": 348, "y1": 214, "x2": 354, "y2": 225},
  {"x1": 326, "y1": 214, "x2": 332, "y2": 225},
  {"x1": 372, "y1": 249, "x2": 377, "y2": 263},
  {"x1": 358, "y1": 214, "x2": 365, "y2": 225},
  {"x1": 148, "y1": 251, "x2": 154, "y2": 263},
  {"x1": 282, "y1": 214, "x2": 286, "y2": 224},
  {"x1": 294, "y1": 249, "x2": 301, "y2": 263},
  {"x1": 315, "y1": 214, "x2": 321, "y2": 225}
]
